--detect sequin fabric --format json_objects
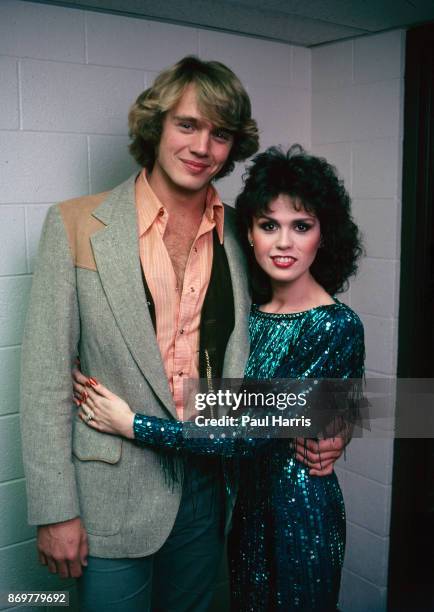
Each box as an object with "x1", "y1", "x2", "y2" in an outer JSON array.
[{"x1": 134, "y1": 300, "x2": 365, "y2": 611}]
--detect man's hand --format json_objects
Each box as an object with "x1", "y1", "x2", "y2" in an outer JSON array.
[
  {"x1": 295, "y1": 437, "x2": 346, "y2": 476},
  {"x1": 37, "y1": 517, "x2": 88, "y2": 578}
]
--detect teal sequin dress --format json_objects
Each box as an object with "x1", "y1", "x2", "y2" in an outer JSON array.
[{"x1": 134, "y1": 301, "x2": 365, "y2": 611}]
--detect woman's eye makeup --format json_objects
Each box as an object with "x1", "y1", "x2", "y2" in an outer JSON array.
[
  {"x1": 258, "y1": 221, "x2": 277, "y2": 231},
  {"x1": 256, "y1": 219, "x2": 314, "y2": 232},
  {"x1": 294, "y1": 221, "x2": 312, "y2": 232}
]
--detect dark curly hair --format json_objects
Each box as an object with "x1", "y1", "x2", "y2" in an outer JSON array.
[
  {"x1": 235, "y1": 145, "x2": 363, "y2": 301},
  {"x1": 128, "y1": 56, "x2": 259, "y2": 180}
]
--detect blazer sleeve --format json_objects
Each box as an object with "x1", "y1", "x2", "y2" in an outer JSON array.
[{"x1": 20, "y1": 204, "x2": 80, "y2": 525}]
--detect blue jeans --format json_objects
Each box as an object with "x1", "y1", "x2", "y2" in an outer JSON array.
[{"x1": 78, "y1": 460, "x2": 225, "y2": 611}]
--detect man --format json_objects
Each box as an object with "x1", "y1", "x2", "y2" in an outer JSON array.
[{"x1": 20, "y1": 56, "x2": 345, "y2": 611}]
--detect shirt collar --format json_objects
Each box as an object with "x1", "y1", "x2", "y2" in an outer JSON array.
[
  {"x1": 136, "y1": 170, "x2": 225, "y2": 244},
  {"x1": 203, "y1": 182, "x2": 225, "y2": 244},
  {"x1": 136, "y1": 171, "x2": 166, "y2": 237}
]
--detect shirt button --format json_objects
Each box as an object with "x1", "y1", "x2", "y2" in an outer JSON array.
[
  {"x1": 178, "y1": 371, "x2": 184, "y2": 377},
  {"x1": 190, "y1": 287, "x2": 195, "y2": 293},
  {"x1": 158, "y1": 208, "x2": 164, "y2": 217},
  {"x1": 193, "y1": 247, "x2": 198, "y2": 253},
  {"x1": 179, "y1": 329, "x2": 184, "y2": 335}
]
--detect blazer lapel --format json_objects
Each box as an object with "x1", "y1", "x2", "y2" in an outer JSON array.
[
  {"x1": 90, "y1": 175, "x2": 176, "y2": 416},
  {"x1": 221, "y1": 209, "x2": 251, "y2": 379}
]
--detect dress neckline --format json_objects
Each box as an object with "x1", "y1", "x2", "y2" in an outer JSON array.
[{"x1": 252, "y1": 300, "x2": 340, "y2": 320}]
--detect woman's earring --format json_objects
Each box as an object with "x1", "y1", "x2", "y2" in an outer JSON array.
[{"x1": 249, "y1": 241, "x2": 254, "y2": 247}]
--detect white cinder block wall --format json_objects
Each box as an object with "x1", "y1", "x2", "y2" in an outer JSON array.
[
  {"x1": 311, "y1": 32, "x2": 405, "y2": 612},
  {"x1": 0, "y1": 1, "x2": 310, "y2": 609}
]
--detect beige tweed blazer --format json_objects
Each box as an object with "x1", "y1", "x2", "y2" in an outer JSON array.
[{"x1": 20, "y1": 174, "x2": 250, "y2": 558}]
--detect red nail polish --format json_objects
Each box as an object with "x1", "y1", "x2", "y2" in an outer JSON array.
[
  {"x1": 88, "y1": 377, "x2": 98, "y2": 387},
  {"x1": 81, "y1": 391, "x2": 88, "y2": 401}
]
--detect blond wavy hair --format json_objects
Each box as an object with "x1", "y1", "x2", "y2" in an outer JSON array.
[{"x1": 128, "y1": 56, "x2": 259, "y2": 179}]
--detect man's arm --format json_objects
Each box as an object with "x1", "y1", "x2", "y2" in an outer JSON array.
[
  {"x1": 37, "y1": 518, "x2": 88, "y2": 578},
  {"x1": 295, "y1": 435, "x2": 348, "y2": 476},
  {"x1": 20, "y1": 205, "x2": 85, "y2": 574}
]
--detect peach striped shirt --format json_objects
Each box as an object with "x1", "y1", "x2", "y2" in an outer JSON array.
[{"x1": 136, "y1": 172, "x2": 224, "y2": 419}]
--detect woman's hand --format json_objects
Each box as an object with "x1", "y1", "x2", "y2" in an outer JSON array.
[{"x1": 72, "y1": 367, "x2": 134, "y2": 439}]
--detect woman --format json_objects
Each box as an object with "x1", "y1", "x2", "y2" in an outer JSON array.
[{"x1": 74, "y1": 145, "x2": 364, "y2": 611}]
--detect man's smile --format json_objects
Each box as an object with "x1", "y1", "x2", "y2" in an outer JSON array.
[{"x1": 180, "y1": 158, "x2": 211, "y2": 173}]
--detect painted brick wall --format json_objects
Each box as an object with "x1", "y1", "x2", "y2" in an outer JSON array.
[
  {"x1": 0, "y1": 1, "x2": 310, "y2": 609},
  {"x1": 311, "y1": 31, "x2": 405, "y2": 612}
]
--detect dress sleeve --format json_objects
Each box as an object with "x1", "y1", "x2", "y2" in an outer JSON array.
[
  {"x1": 133, "y1": 413, "x2": 276, "y2": 457},
  {"x1": 274, "y1": 308, "x2": 365, "y2": 439},
  {"x1": 275, "y1": 308, "x2": 365, "y2": 380},
  {"x1": 133, "y1": 309, "x2": 365, "y2": 454}
]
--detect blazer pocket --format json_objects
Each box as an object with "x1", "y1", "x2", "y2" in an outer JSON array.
[
  {"x1": 72, "y1": 419, "x2": 125, "y2": 535},
  {"x1": 72, "y1": 417, "x2": 122, "y2": 463}
]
